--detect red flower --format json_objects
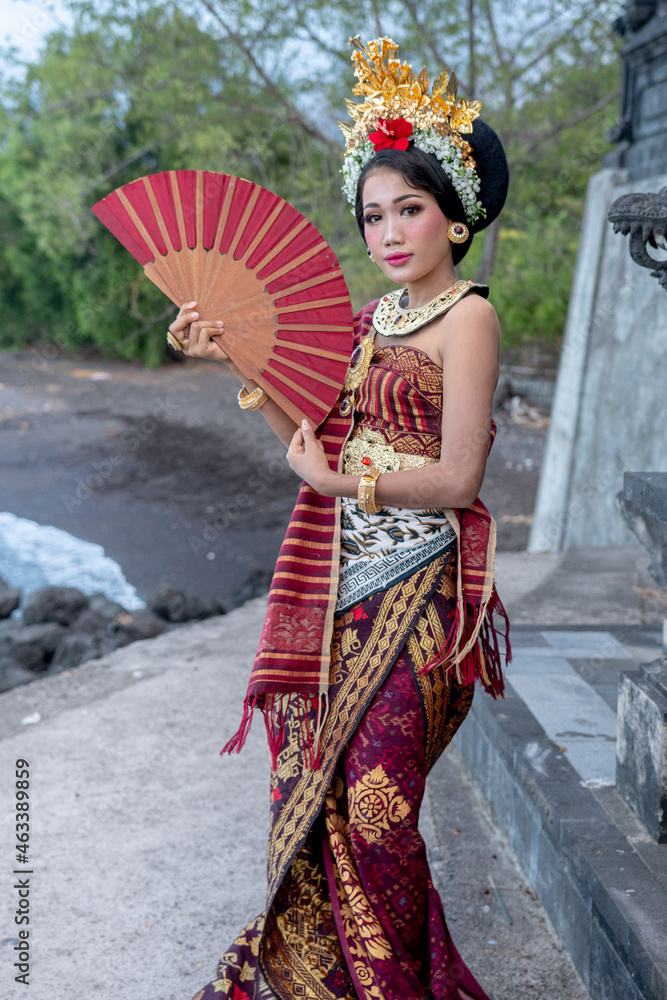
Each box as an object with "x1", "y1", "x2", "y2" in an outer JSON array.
[{"x1": 368, "y1": 117, "x2": 413, "y2": 152}]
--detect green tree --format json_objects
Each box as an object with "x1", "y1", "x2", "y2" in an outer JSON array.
[{"x1": 0, "y1": 0, "x2": 622, "y2": 362}]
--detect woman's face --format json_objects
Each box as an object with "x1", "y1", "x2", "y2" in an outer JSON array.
[{"x1": 361, "y1": 166, "x2": 453, "y2": 284}]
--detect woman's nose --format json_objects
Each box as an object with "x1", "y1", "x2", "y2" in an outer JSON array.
[{"x1": 383, "y1": 219, "x2": 404, "y2": 245}]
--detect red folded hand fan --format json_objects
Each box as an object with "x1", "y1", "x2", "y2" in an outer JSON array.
[{"x1": 91, "y1": 170, "x2": 354, "y2": 426}]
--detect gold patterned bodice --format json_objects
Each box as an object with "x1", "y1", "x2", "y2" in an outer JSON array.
[{"x1": 352, "y1": 344, "x2": 444, "y2": 459}]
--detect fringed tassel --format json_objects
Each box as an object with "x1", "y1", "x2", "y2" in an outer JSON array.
[
  {"x1": 478, "y1": 585, "x2": 512, "y2": 699},
  {"x1": 224, "y1": 688, "x2": 332, "y2": 772},
  {"x1": 419, "y1": 603, "x2": 461, "y2": 674},
  {"x1": 220, "y1": 692, "x2": 259, "y2": 757},
  {"x1": 419, "y1": 584, "x2": 512, "y2": 699},
  {"x1": 309, "y1": 690, "x2": 329, "y2": 772},
  {"x1": 421, "y1": 597, "x2": 488, "y2": 678},
  {"x1": 263, "y1": 693, "x2": 288, "y2": 772}
]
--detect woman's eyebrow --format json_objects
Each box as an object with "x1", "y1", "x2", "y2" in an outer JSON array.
[{"x1": 363, "y1": 194, "x2": 424, "y2": 210}]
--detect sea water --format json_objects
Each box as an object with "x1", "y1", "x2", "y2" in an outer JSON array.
[{"x1": 0, "y1": 511, "x2": 145, "y2": 613}]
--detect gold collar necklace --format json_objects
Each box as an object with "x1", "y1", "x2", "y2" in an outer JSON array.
[{"x1": 372, "y1": 278, "x2": 489, "y2": 337}]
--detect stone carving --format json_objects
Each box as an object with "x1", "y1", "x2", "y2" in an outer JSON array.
[
  {"x1": 604, "y1": 0, "x2": 667, "y2": 180},
  {"x1": 616, "y1": 473, "x2": 667, "y2": 586},
  {"x1": 613, "y1": 1, "x2": 657, "y2": 37},
  {"x1": 608, "y1": 186, "x2": 667, "y2": 289}
]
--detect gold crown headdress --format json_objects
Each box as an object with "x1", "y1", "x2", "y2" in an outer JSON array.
[{"x1": 339, "y1": 37, "x2": 486, "y2": 223}]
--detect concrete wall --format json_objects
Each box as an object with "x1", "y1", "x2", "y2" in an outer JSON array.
[{"x1": 528, "y1": 167, "x2": 667, "y2": 553}]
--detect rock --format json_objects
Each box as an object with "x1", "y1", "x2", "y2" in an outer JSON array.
[
  {"x1": 23, "y1": 586, "x2": 89, "y2": 626},
  {"x1": 70, "y1": 608, "x2": 116, "y2": 635},
  {"x1": 87, "y1": 592, "x2": 129, "y2": 621},
  {"x1": 0, "y1": 577, "x2": 21, "y2": 619},
  {"x1": 149, "y1": 585, "x2": 222, "y2": 623},
  {"x1": 105, "y1": 610, "x2": 166, "y2": 648},
  {"x1": 0, "y1": 620, "x2": 67, "y2": 671},
  {"x1": 51, "y1": 633, "x2": 104, "y2": 671},
  {"x1": 224, "y1": 569, "x2": 273, "y2": 612}
]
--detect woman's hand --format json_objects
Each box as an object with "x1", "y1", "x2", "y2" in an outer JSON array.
[
  {"x1": 168, "y1": 301, "x2": 229, "y2": 363},
  {"x1": 286, "y1": 420, "x2": 335, "y2": 493}
]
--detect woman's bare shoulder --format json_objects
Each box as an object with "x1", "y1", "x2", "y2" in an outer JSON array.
[
  {"x1": 448, "y1": 290, "x2": 498, "y2": 323},
  {"x1": 438, "y1": 291, "x2": 500, "y2": 354}
]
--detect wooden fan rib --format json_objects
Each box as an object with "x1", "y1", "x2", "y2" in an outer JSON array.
[
  {"x1": 196, "y1": 171, "x2": 204, "y2": 248},
  {"x1": 240, "y1": 200, "x2": 285, "y2": 264},
  {"x1": 211, "y1": 175, "x2": 237, "y2": 251},
  {"x1": 253, "y1": 218, "x2": 309, "y2": 274},
  {"x1": 262, "y1": 368, "x2": 329, "y2": 411},
  {"x1": 228, "y1": 185, "x2": 261, "y2": 258},
  {"x1": 117, "y1": 190, "x2": 161, "y2": 261},
  {"x1": 169, "y1": 171, "x2": 189, "y2": 250},
  {"x1": 217, "y1": 339, "x2": 310, "y2": 425},
  {"x1": 274, "y1": 341, "x2": 350, "y2": 363},
  {"x1": 260, "y1": 240, "x2": 328, "y2": 285},
  {"x1": 276, "y1": 296, "x2": 352, "y2": 315},
  {"x1": 144, "y1": 259, "x2": 183, "y2": 305},
  {"x1": 270, "y1": 355, "x2": 341, "y2": 390},
  {"x1": 141, "y1": 179, "x2": 193, "y2": 298},
  {"x1": 279, "y1": 323, "x2": 351, "y2": 333},
  {"x1": 272, "y1": 270, "x2": 343, "y2": 299},
  {"x1": 142, "y1": 178, "x2": 174, "y2": 252}
]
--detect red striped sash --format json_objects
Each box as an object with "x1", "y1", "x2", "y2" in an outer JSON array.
[{"x1": 222, "y1": 299, "x2": 511, "y2": 768}]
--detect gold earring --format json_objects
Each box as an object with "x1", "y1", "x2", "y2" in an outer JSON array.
[
  {"x1": 447, "y1": 221, "x2": 469, "y2": 243},
  {"x1": 367, "y1": 248, "x2": 376, "y2": 263}
]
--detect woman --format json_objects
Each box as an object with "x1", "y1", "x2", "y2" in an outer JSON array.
[{"x1": 173, "y1": 37, "x2": 511, "y2": 1000}]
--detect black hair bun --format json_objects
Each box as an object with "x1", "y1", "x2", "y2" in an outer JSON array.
[{"x1": 466, "y1": 118, "x2": 509, "y2": 233}]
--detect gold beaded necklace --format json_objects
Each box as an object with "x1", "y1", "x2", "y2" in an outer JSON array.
[{"x1": 372, "y1": 278, "x2": 488, "y2": 337}]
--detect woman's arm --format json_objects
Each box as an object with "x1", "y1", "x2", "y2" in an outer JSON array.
[
  {"x1": 287, "y1": 294, "x2": 500, "y2": 509},
  {"x1": 168, "y1": 302, "x2": 299, "y2": 447}
]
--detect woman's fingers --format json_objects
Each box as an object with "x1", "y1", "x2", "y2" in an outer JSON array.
[
  {"x1": 184, "y1": 319, "x2": 227, "y2": 361},
  {"x1": 167, "y1": 302, "x2": 228, "y2": 361},
  {"x1": 169, "y1": 302, "x2": 199, "y2": 340},
  {"x1": 287, "y1": 426, "x2": 305, "y2": 461}
]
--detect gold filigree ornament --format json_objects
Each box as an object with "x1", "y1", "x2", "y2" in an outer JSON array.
[
  {"x1": 339, "y1": 330, "x2": 375, "y2": 415},
  {"x1": 343, "y1": 428, "x2": 438, "y2": 475},
  {"x1": 339, "y1": 37, "x2": 486, "y2": 224},
  {"x1": 372, "y1": 278, "x2": 488, "y2": 337}
]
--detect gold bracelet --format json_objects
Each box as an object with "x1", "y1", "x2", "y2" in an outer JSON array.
[
  {"x1": 166, "y1": 331, "x2": 183, "y2": 352},
  {"x1": 357, "y1": 467, "x2": 382, "y2": 515},
  {"x1": 237, "y1": 385, "x2": 268, "y2": 411}
]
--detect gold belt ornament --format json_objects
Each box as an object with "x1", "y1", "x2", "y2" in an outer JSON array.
[{"x1": 342, "y1": 428, "x2": 439, "y2": 475}]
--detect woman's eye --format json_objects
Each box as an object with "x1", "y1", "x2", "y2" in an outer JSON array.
[
  {"x1": 402, "y1": 204, "x2": 421, "y2": 215},
  {"x1": 363, "y1": 213, "x2": 381, "y2": 224}
]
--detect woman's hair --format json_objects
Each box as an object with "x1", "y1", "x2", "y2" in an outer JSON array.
[{"x1": 354, "y1": 145, "x2": 473, "y2": 264}]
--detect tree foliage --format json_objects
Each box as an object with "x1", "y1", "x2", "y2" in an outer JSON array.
[{"x1": 0, "y1": 0, "x2": 621, "y2": 363}]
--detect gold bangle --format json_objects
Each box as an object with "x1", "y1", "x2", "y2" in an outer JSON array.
[
  {"x1": 237, "y1": 385, "x2": 268, "y2": 411},
  {"x1": 357, "y1": 467, "x2": 382, "y2": 515},
  {"x1": 166, "y1": 331, "x2": 183, "y2": 352}
]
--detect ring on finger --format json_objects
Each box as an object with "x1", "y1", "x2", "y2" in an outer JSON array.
[{"x1": 167, "y1": 331, "x2": 183, "y2": 352}]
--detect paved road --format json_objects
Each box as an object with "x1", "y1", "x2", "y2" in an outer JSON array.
[{"x1": 0, "y1": 599, "x2": 591, "y2": 1000}]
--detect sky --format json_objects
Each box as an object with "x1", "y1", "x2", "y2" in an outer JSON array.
[{"x1": 0, "y1": 0, "x2": 71, "y2": 67}]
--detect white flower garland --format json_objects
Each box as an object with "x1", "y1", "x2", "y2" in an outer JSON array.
[{"x1": 341, "y1": 129, "x2": 486, "y2": 224}]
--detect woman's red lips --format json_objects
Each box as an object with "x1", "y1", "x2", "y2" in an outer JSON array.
[{"x1": 385, "y1": 253, "x2": 413, "y2": 265}]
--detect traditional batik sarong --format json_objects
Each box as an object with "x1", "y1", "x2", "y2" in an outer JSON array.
[
  {"x1": 192, "y1": 551, "x2": 489, "y2": 1000},
  {"x1": 191, "y1": 294, "x2": 509, "y2": 1000}
]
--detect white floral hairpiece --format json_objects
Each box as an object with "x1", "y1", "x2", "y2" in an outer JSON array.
[{"x1": 341, "y1": 129, "x2": 485, "y2": 223}]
